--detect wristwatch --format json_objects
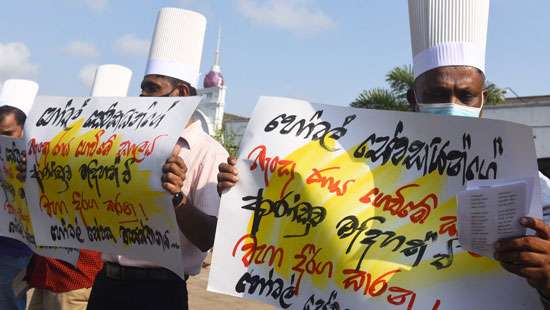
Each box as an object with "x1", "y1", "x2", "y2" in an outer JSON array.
[{"x1": 172, "y1": 192, "x2": 185, "y2": 207}]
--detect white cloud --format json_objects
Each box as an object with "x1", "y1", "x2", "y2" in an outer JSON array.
[
  {"x1": 0, "y1": 42, "x2": 38, "y2": 82},
  {"x1": 84, "y1": 0, "x2": 108, "y2": 11},
  {"x1": 237, "y1": 0, "x2": 335, "y2": 35},
  {"x1": 63, "y1": 41, "x2": 99, "y2": 58},
  {"x1": 79, "y1": 64, "x2": 98, "y2": 90},
  {"x1": 113, "y1": 34, "x2": 150, "y2": 57}
]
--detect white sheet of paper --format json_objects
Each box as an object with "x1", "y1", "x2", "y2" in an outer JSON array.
[
  {"x1": 467, "y1": 177, "x2": 536, "y2": 216},
  {"x1": 457, "y1": 180, "x2": 530, "y2": 257}
]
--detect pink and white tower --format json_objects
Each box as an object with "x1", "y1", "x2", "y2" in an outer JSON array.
[
  {"x1": 197, "y1": 26, "x2": 226, "y2": 135},
  {"x1": 203, "y1": 27, "x2": 224, "y2": 88}
]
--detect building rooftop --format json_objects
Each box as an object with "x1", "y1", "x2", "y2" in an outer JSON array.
[
  {"x1": 485, "y1": 95, "x2": 550, "y2": 109},
  {"x1": 223, "y1": 113, "x2": 249, "y2": 123}
]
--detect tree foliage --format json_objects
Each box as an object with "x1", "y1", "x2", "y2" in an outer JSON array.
[
  {"x1": 485, "y1": 82, "x2": 507, "y2": 105},
  {"x1": 214, "y1": 127, "x2": 239, "y2": 157}
]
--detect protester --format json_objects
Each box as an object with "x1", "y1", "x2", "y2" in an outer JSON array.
[
  {"x1": 87, "y1": 8, "x2": 228, "y2": 310},
  {"x1": 25, "y1": 65, "x2": 132, "y2": 310},
  {"x1": 218, "y1": 0, "x2": 550, "y2": 307},
  {"x1": 404, "y1": 1, "x2": 550, "y2": 304},
  {"x1": 0, "y1": 79, "x2": 38, "y2": 310}
]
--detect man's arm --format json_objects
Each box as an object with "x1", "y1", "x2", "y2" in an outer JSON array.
[
  {"x1": 173, "y1": 200, "x2": 217, "y2": 252},
  {"x1": 161, "y1": 145, "x2": 222, "y2": 252}
]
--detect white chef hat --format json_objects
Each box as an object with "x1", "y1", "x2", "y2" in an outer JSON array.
[
  {"x1": 90, "y1": 64, "x2": 132, "y2": 97},
  {"x1": 145, "y1": 8, "x2": 206, "y2": 88},
  {"x1": 0, "y1": 79, "x2": 39, "y2": 116},
  {"x1": 408, "y1": 0, "x2": 490, "y2": 79}
]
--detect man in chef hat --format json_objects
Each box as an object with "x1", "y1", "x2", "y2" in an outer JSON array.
[
  {"x1": 88, "y1": 8, "x2": 228, "y2": 310},
  {"x1": 139, "y1": 8, "x2": 204, "y2": 98},
  {"x1": 25, "y1": 64, "x2": 132, "y2": 310},
  {"x1": 403, "y1": 0, "x2": 550, "y2": 304},
  {"x1": 216, "y1": 0, "x2": 550, "y2": 305},
  {"x1": 0, "y1": 79, "x2": 37, "y2": 310},
  {"x1": 0, "y1": 79, "x2": 38, "y2": 137}
]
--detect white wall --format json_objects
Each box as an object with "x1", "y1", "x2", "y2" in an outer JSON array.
[
  {"x1": 197, "y1": 86, "x2": 226, "y2": 136},
  {"x1": 483, "y1": 105, "x2": 550, "y2": 158}
]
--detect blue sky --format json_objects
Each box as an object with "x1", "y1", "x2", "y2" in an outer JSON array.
[{"x1": 0, "y1": 0, "x2": 548, "y2": 117}]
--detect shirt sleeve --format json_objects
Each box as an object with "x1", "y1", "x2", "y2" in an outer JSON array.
[{"x1": 190, "y1": 147, "x2": 228, "y2": 217}]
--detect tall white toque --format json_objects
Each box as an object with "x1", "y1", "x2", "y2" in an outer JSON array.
[
  {"x1": 0, "y1": 79, "x2": 39, "y2": 115},
  {"x1": 91, "y1": 64, "x2": 133, "y2": 97},
  {"x1": 408, "y1": 0, "x2": 490, "y2": 79},
  {"x1": 145, "y1": 8, "x2": 207, "y2": 88}
]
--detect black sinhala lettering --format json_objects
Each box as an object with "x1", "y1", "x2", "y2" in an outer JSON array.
[
  {"x1": 241, "y1": 188, "x2": 326, "y2": 239},
  {"x1": 353, "y1": 121, "x2": 503, "y2": 185},
  {"x1": 82, "y1": 101, "x2": 179, "y2": 131},
  {"x1": 35, "y1": 99, "x2": 88, "y2": 129},
  {"x1": 9, "y1": 219, "x2": 36, "y2": 245},
  {"x1": 336, "y1": 215, "x2": 438, "y2": 271},
  {"x1": 119, "y1": 220, "x2": 171, "y2": 251},
  {"x1": 50, "y1": 217, "x2": 85, "y2": 243},
  {"x1": 235, "y1": 268, "x2": 296, "y2": 309},
  {"x1": 29, "y1": 162, "x2": 72, "y2": 194},
  {"x1": 303, "y1": 290, "x2": 349, "y2": 310},
  {"x1": 431, "y1": 238, "x2": 460, "y2": 270},
  {"x1": 5, "y1": 141, "x2": 25, "y2": 166},
  {"x1": 86, "y1": 218, "x2": 117, "y2": 243},
  {"x1": 78, "y1": 156, "x2": 135, "y2": 197},
  {"x1": 264, "y1": 110, "x2": 356, "y2": 151}
]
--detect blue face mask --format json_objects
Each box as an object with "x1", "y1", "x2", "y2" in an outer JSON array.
[{"x1": 417, "y1": 103, "x2": 482, "y2": 118}]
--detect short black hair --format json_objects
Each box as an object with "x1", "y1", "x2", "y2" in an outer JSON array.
[
  {"x1": 164, "y1": 76, "x2": 197, "y2": 96},
  {"x1": 0, "y1": 105, "x2": 26, "y2": 126}
]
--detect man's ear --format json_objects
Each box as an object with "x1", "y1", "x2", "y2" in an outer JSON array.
[
  {"x1": 407, "y1": 88, "x2": 417, "y2": 111},
  {"x1": 479, "y1": 88, "x2": 489, "y2": 118},
  {"x1": 177, "y1": 83, "x2": 190, "y2": 97},
  {"x1": 482, "y1": 89, "x2": 488, "y2": 105}
]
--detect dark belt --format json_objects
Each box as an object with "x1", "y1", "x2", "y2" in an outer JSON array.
[{"x1": 104, "y1": 262, "x2": 188, "y2": 282}]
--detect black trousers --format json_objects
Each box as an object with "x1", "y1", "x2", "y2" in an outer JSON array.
[{"x1": 87, "y1": 268, "x2": 188, "y2": 310}]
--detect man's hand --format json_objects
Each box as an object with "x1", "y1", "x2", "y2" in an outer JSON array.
[
  {"x1": 161, "y1": 144, "x2": 187, "y2": 198},
  {"x1": 494, "y1": 217, "x2": 550, "y2": 298},
  {"x1": 217, "y1": 157, "x2": 239, "y2": 196}
]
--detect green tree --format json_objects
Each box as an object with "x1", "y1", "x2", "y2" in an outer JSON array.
[
  {"x1": 485, "y1": 82, "x2": 507, "y2": 105},
  {"x1": 351, "y1": 88, "x2": 409, "y2": 111},
  {"x1": 214, "y1": 127, "x2": 239, "y2": 157},
  {"x1": 351, "y1": 65, "x2": 507, "y2": 110},
  {"x1": 385, "y1": 65, "x2": 415, "y2": 100}
]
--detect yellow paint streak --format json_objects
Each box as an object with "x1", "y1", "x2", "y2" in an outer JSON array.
[{"x1": 245, "y1": 138, "x2": 501, "y2": 293}]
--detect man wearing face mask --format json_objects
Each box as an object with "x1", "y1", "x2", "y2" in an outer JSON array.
[
  {"x1": 217, "y1": 0, "x2": 550, "y2": 306},
  {"x1": 406, "y1": 0, "x2": 550, "y2": 305},
  {"x1": 88, "y1": 8, "x2": 228, "y2": 310}
]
